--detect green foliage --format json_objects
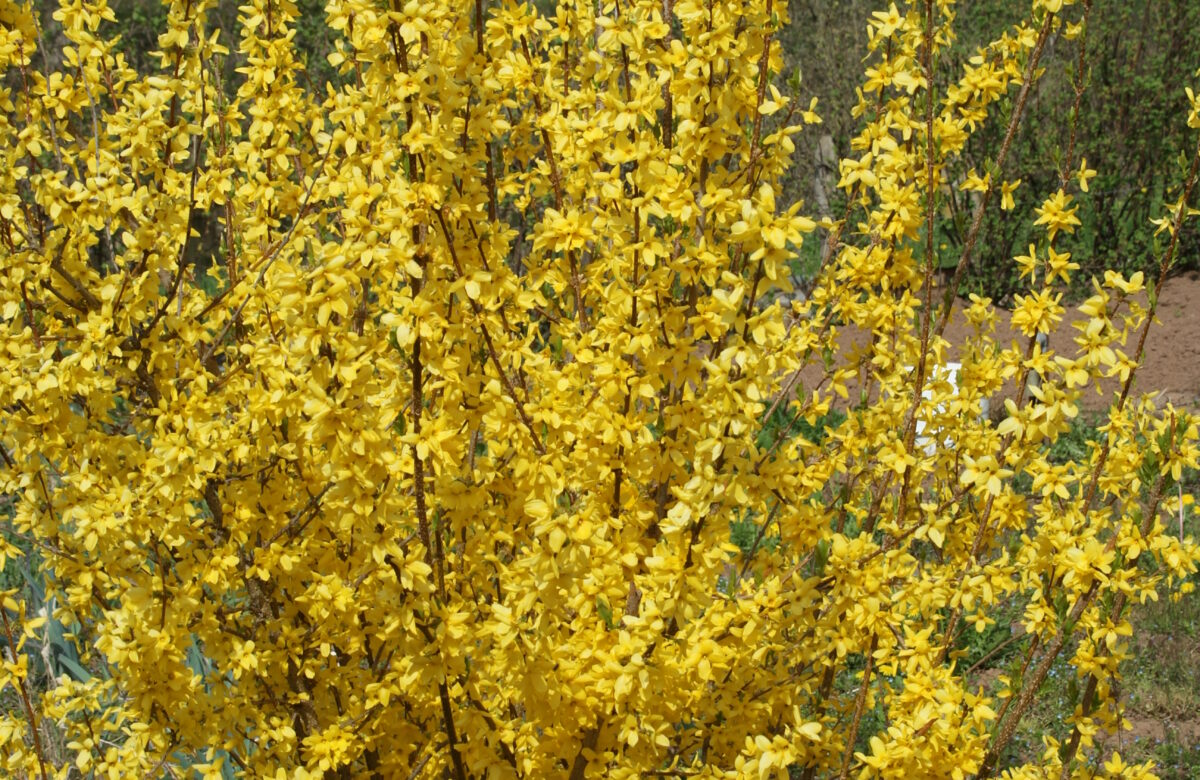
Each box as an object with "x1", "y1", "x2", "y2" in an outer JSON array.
[
  {"x1": 1047, "y1": 414, "x2": 1102, "y2": 465},
  {"x1": 779, "y1": 0, "x2": 1200, "y2": 301},
  {"x1": 955, "y1": 596, "x2": 1027, "y2": 672},
  {"x1": 954, "y1": 1, "x2": 1200, "y2": 300}
]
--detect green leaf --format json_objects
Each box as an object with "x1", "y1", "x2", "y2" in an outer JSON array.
[{"x1": 54, "y1": 653, "x2": 92, "y2": 683}]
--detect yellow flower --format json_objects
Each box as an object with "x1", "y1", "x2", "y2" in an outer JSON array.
[
  {"x1": 1000, "y1": 178, "x2": 1021, "y2": 210},
  {"x1": 1034, "y1": 189, "x2": 1082, "y2": 240}
]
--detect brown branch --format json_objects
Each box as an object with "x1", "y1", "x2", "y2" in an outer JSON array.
[
  {"x1": 837, "y1": 634, "x2": 878, "y2": 780},
  {"x1": 935, "y1": 13, "x2": 1056, "y2": 338},
  {"x1": 48, "y1": 252, "x2": 101, "y2": 311},
  {"x1": 519, "y1": 35, "x2": 588, "y2": 331},
  {"x1": 1, "y1": 606, "x2": 50, "y2": 780},
  {"x1": 196, "y1": 138, "x2": 334, "y2": 367},
  {"x1": 891, "y1": 0, "x2": 941, "y2": 533},
  {"x1": 433, "y1": 209, "x2": 545, "y2": 455},
  {"x1": 1059, "y1": 0, "x2": 1094, "y2": 189},
  {"x1": 1060, "y1": 448, "x2": 1173, "y2": 768}
]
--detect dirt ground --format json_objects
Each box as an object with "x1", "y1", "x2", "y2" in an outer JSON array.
[
  {"x1": 1125, "y1": 271, "x2": 1200, "y2": 410},
  {"x1": 793, "y1": 271, "x2": 1200, "y2": 414},
  {"x1": 940, "y1": 270, "x2": 1200, "y2": 413}
]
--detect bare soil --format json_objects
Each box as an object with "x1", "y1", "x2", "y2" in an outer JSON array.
[
  {"x1": 1126, "y1": 271, "x2": 1200, "y2": 410},
  {"x1": 792, "y1": 271, "x2": 1200, "y2": 413},
  {"x1": 941, "y1": 271, "x2": 1200, "y2": 412}
]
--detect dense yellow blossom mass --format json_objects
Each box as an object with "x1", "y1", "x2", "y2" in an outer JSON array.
[{"x1": 0, "y1": 0, "x2": 1198, "y2": 777}]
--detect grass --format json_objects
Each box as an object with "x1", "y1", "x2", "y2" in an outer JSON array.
[
  {"x1": 922, "y1": 412, "x2": 1200, "y2": 776},
  {"x1": 1104, "y1": 569, "x2": 1200, "y2": 779},
  {"x1": 973, "y1": 576, "x2": 1200, "y2": 777},
  {"x1": 1012, "y1": 411, "x2": 1200, "y2": 777}
]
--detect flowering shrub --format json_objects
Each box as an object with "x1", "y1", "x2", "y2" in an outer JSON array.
[{"x1": 1, "y1": 0, "x2": 1199, "y2": 777}]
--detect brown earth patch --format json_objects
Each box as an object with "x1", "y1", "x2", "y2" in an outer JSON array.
[{"x1": 789, "y1": 271, "x2": 1200, "y2": 414}]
